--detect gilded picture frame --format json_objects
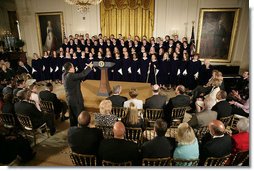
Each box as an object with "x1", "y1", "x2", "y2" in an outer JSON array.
[
  {"x1": 36, "y1": 12, "x2": 64, "y2": 55},
  {"x1": 196, "y1": 8, "x2": 240, "y2": 63}
]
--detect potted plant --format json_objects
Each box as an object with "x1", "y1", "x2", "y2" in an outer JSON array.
[{"x1": 15, "y1": 39, "x2": 25, "y2": 52}]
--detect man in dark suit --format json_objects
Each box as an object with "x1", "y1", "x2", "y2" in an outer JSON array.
[
  {"x1": 106, "y1": 85, "x2": 127, "y2": 107},
  {"x1": 212, "y1": 90, "x2": 232, "y2": 119},
  {"x1": 142, "y1": 119, "x2": 174, "y2": 158},
  {"x1": 62, "y1": 62, "x2": 93, "y2": 126},
  {"x1": 13, "y1": 79, "x2": 26, "y2": 97},
  {"x1": 15, "y1": 89, "x2": 56, "y2": 135},
  {"x1": 39, "y1": 82, "x2": 68, "y2": 121},
  {"x1": 68, "y1": 111, "x2": 103, "y2": 155},
  {"x1": 144, "y1": 84, "x2": 167, "y2": 109},
  {"x1": 98, "y1": 122, "x2": 139, "y2": 165},
  {"x1": 16, "y1": 60, "x2": 32, "y2": 75},
  {"x1": 199, "y1": 120, "x2": 232, "y2": 165},
  {"x1": 164, "y1": 85, "x2": 190, "y2": 125}
]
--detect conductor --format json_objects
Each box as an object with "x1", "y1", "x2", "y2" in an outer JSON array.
[{"x1": 63, "y1": 62, "x2": 93, "y2": 126}]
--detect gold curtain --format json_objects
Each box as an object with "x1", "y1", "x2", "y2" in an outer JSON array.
[{"x1": 100, "y1": 0, "x2": 154, "y2": 38}]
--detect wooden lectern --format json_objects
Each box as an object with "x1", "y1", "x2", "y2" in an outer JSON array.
[{"x1": 93, "y1": 61, "x2": 115, "y2": 96}]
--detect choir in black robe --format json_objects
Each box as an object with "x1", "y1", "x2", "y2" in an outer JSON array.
[
  {"x1": 85, "y1": 57, "x2": 95, "y2": 80},
  {"x1": 42, "y1": 56, "x2": 51, "y2": 81},
  {"x1": 130, "y1": 58, "x2": 140, "y2": 82},
  {"x1": 187, "y1": 60, "x2": 202, "y2": 90},
  {"x1": 169, "y1": 58, "x2": 180, "y2": 87},
  {"x1": 112, "y1": 58, "x2": 122, "y2": 81},
  {"x1": 122, "y1": 57, "x2": 131, "y2": 82},
  {"x1": 105, "y1": 57, "x2": 114, "y2": 81},
  {"x1": 31, "y1": 58, "x2": 43, "y2": 81},
  {"x1": 50, "y1": 57, "x2": 58, "y2": 81},
  {"x1": 198, "y1": 64, "x2": 213, "y2": 86},
  {"x1": 148, "y1": 60, "x2": 159, "y2": 85},
  {"x1": 139, "y1": 58, "x2": 150, "y2": 82},
  {"x1": 178, "y1": 60, "x2": 189, "y2": 87},
  {"x1": 158, "y1": 59, "x2": 170, "y2": 86},
  {"x1": 78, "y1": 56, "x2": 87, "y2": 73}
]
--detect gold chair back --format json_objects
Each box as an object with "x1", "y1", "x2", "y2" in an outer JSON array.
[
  {"x1": 204, "y1": 154, "x2": 231, "y2": 166},
  {"x1": 230, "y1": 150, "x2": 249, "y2": 166},
  {"x1": 70, "y1": 152, "x2": 97, "y2": 166},
  {"x1": 142, "y1": 157, "x2": 172, "y2": 166},
  {"x1": 171, "y1": 107, "x2": 187, "y2": 127},
  {"x1": 111, "y1": 107, "x2": 127, "y2": 118},
  {"x1": 0, "y1": 113, "x2": 16, "y2": 129},
  {"x1": 173, "y1": 158, "x2": 199, "y2": 166},
  {"x1": 102, "y1": 160, "x2": 132, "y2": 166},
  {"x1": 97, "y1": 125, "x2": 114, "y2": 139},
  {"x1": 40, "y1": 100, "x2": 54, "y2": 114},
  {"x1": 195, "y1": 126, "x2": 209, "y2": 143},
  {"x1": 125, "y1": 127, "x2": 143, "y2": 143}
]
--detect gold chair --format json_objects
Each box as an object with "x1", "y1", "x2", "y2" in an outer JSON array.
[
  {"x1": 165, "y1": 127, "x2": 177, "y2": 138},
  {"x1": 142, "y1": 157, "x2": 172, "y2": 166},
  {"x1": 0, "y1": 113, "x2": 16, "y2": 130},
  {"x1": 142, "y1": 127, "x2": 155, "y2": 142},
  {"x1": 173, "y1": 158, "x2": 199, "y2": 166},
  {"x1": 230, "y1": 150, "x2": 249, "y2": 166},
  {"x1": 195, "y1": 126, "x2": 209, "y2": 143},
  {"x1": 170, "y1": 107, "x2": 188, "y2": 127},
  {"x1": 111, "y1": 107, "x2": 127, "y2": 119},
  {"x1": 143, "y1": 109, "x2": 163, "y2": 127},
  {"x1": 16, "y1": 114, "x2": 49, "y2": 145},
  {"x1": 96, "y1": 125, "x2": 114, "y2": 139},
  {"x1": 102, "y1": 160, "x2": 132, "y2": 166},
  {"x1": 219, "y1": 115, "x2": 233, "y2": 127},
  {"x1": 204, "y1": 154, "x2": 231, "y2": 166},
  {"x1": 40, "y1": 100, "x2": 54, "y2": 114},
  {"x1": 125, "y1": 127, "x2": 143, "y2": 143},
  {"x1": 70, "y1": 152, "x2": 97, "y2": 166}
]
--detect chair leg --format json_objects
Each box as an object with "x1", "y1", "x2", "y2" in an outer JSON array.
[{"x1": 33, "y1": 132, "x2": 37, "y2": 145}]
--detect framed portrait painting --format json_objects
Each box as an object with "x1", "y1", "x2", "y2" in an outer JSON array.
[
  {"x1": 196, "y1": 8, "x2": 240, "y2": 62},
  {"x1": 36, "y1": 12, "x2": 64, "y2": 55}
]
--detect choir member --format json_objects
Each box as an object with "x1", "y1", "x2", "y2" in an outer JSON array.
[
  {"x1": 62, "y1": 38, "x2": 69, "y2": 52},
  {"x1": 50, "y1": 51, "x2": 58, "y2": 82},
  {"x1": 68, "y1": 39, "x2": 75, "y2": 51},
  {"x1": 168, "y1": 39, "x2": 175, "y2": 50},
  {"x1": 163, "y1": 35, "x2": 170, "y2": 50},
  {"x1": 147, "y1": 54, "x2": 159, "y2": 85},
  {"x1": 106, "y1": 39, "x2": 113, "y2": 54},
  {"x1": 182, "y1": 41, "x2": 190, "y2": 56},
  {"x1": 64, "y1": 52, "x2": 72, "y2": 64},
  {"x1": 173, "y1": 34, "x2": 182, "y2": 47},
  {"x1": 127, "y1": 40, "x2": 134, "y2": 55},
  {"x1": 139, "y1": 52, "x2": 150, "y2": 82},
  {"x1": 76, "y1": 46, "x2": 82, "y2": 58},
  {"x1": 130, "y1": 53, "x2": 140, "y2": 82},
  {"x1": 105, "y1": 50, "x2": 113, "y2": 80},
  {"x1": 71, "y1": 52, "x2": 79, "y2": 72},
  {"x1": 142, "y1": 39, "x2": 150, "y2": 53},
  {"x1": 134, "y1": 40, "x2": 141, "y2": 53},
  {"x1": 57, "y1": 51, "x2": 65, "y2": 82},
  {"x1": 42, "y1": 51, "x2": 51, "y2": 82},
  {"x1": 73, "y1": 38, "x2": 79, "y2": 51},
  {"x1": 92, "y1": 40, "x2": 99, "y2": 55},
  {"x1": 112, "y1": 52, "x2": 122, "y2": 81},
  {"x1": 80, "y1": 39, "x2": 86, "y2": 51},
  {"x1": 69, "y1": 48, "x2": 74, "y2": 58},
  {"x1": 78, "y1": 51, "x2": 87, "y2": 72},
  {"x1": 150, "y1": 39, "x2": 158, "y2": 53},
  {"x1": 178, "y1": 52, "x2": 189, "y2": 87},
  {"x1": 84, "y1": 47, "x2": 90, "y2": 58},
  {"x1": 158, "y1": 48, "x2": 164, "y2": 61},
  {"x1": 31, "y1": 53, "x2": 43, "y2": 82},
  {"x1": 85, "y1": 52, "x2": 95, "y2": 80},
  {"x1": 158, "y1": 52, "x2": 170, "y2": 88},
  {"x1": 198, "y1": 59, "x2": 213, "y2": 86},
  {"x1": 169, "y1": 52, "x2": 180, "y2": 88},
  {"x1": 122, "y1": 51, "x2": 131, "y2": 82},
  {"x1": 187, "y1": 53, "x2": 202, "y2": 90}
]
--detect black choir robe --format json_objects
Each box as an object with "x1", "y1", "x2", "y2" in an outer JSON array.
[
  {"x1": 42, "y1": 56, "x2": 51, "y2": 81},
  {"x1": 50, "y1": 57, "x2": 58, "y2": 81},
  {"x1": 130, "y1": 59, "x2": 140, "y2": 82},
  {"x1": 105, "y1": 57, "x2": 114, "y2": 81},
  {"x1": 78, "y1": 57, "x2": 87, "y2": 73},
  {"x1": 158, "y1": 59, "x2": 170, "y2": 85},
  {"x1": 71, "y1": 57, "x2": 79, "y2": 72},
  {"x1": 85, "y1": 58, "x2": 95, "y2": 80},
  {"x1": 122, "y1": 57, "x2": 131, "y2": 82},
  {"x1": 178, "y1": 60, "x2": 189, "y2": 87},
  {"x1": 148, "y1": 60, "x2": 159, "y2": 85},
  {"x1": 139, "y1": 58, "x2": 150, "y2": 82},
  {"x1": 187, "y1": 60, "x2": 202, "y2": 90},
  {"x1": 198, "y1": 64, "x2": 214, "y2": 86},
  {"x1": 112, "y1": 58, "x2": 122, "y2": 81},
  {"x1": 31, "y1": 58, "x2": 43, "y2": 81},
  {"x1": 169, "y1": 58, "x2": 180, "y2": 86}
]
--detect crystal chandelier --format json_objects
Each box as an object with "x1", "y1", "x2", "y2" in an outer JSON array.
[{"x1": 65, "y1": 0, "x2": 102, "y2": 13}]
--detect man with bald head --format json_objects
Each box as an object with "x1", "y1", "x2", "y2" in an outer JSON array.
[
  {"x1": 68, "y1": 111, "x2": 103, "y2": 155},
  {"x1": 164, "y1": 85, "x2": 190, "y2": 126},
  {"x1": 144, "y1": 84, "x2": 167, "y2": 109},
  {"x1": 199, "y1": 120, "x2": 232, "y2": 164},
  {"x1": 98, "y1": 122, "x2": 139, "y2": 165}
]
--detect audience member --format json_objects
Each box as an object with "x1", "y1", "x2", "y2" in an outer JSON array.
[
  {"x1": 164, "y1": 85, "x2": 190, "y2": 125},
  {"x1": 123, "y1": 102, "x2": 145, "y2": 129},
  {"x1": 28, "y1": 83, "x2": 41, "y2": 111},
  {"x1": 173, "y1": 123, "x2": 199, "y2": 161},
  {"x1": 106, "y1": 85, "x2": 127, "y2": 107},
  {"x1": 142, "y1": 119, "x2": 174, "y2": 158},
  {"x1": 2, "y1": 93, "x2": 15, "y2": 114},
  {"x1": 212, "y1": 90, "x2": 232, "y2": 119},
  {"x1": 94, "y1": 100, "x2": 117, "y2": 127},
  {"x1": 199, "y1": 120, "x2": 232, "y2": 165},
  {"x1": 229, "y1": 98, "x2": 249, "y2": 118},
  {"x1": 124, "y1": 88, "x2": 143, "y2": 109},
  {"x1": 98, "y1": 121, "x2": 139, "y2": 165},
  {"x1": 2, "y1": 80, "x2": 15, "y2": 96},
  {"x1": 144, "y1": 84, "x2": 167, "y2": 109},
  {"x1": 231, "y1": 117, "x2": 249, "y2": 153},
  {"x1": 14, "y1": 89, "x2": 56, "y2": 135},
  {"x1": 13, "y1": 79, "x2": 26, "y2": 97},
  {"x1": 68, "y1": 111, "x2": 103, "y2": 155},
  {"x1": 188, "y1": 96, "x2": 217, "y2": 129},
  {"x1": 39, "y1": 82, "x2": 68, "y2": 120}
]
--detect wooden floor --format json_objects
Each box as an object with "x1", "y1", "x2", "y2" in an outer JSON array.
[{"x1": 53, "y1": 80, "x2": 153, "y2": 112}]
